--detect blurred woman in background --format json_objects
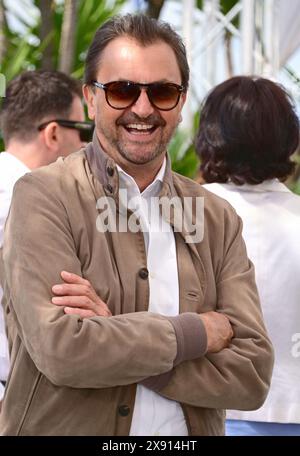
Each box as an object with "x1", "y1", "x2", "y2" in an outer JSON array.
[{"x1": 196, "y1": 76, "x2": 300, "y2": 436}]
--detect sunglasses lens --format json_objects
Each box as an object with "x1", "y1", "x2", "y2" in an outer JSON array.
[
  {"x1": 101, "y1": 81, "x2": 182, "y2": 110},
  {"x1": 79, "y1": 126, "x2": 94, "y2": 142},
  {"x1": 107, "y1": 82, "x2": 140, "y2": 109},
  {"x1": 149, "y1": 83, "x2": 181, "y2": 110}
]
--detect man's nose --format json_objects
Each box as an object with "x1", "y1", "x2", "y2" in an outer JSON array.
[{"x1": 130, "y1": 88, "x2": 155, "y2": 118}]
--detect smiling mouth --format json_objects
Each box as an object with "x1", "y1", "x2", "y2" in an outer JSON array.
[{"x1": 123, "y1": 123, "x2": 158, "y2": 135}]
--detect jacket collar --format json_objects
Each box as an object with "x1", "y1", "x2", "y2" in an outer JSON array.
[
  {"x1": 85, "y1": 130, "x2": 177, "y2": 200},
  {"x1": 84, "y1": 131, "x2": 198, "y2": 244}
]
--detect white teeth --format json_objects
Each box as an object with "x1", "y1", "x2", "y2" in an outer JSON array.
[{"x1": 126, "y1": 124, "x2": 154, "y2": 130}]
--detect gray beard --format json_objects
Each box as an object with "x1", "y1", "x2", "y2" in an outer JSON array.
[{"x1": 114, "y1": 139, "x2": 167, "y2": 165}]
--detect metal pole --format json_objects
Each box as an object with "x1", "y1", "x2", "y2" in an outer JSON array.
[
  {"x1": 181, "y1": 0, "x2": 196, "y2": 132},
  {"x1": 241, "y1": 0, "x2": 255, "y2": 74},
  {"x1": 203, "y1": 0, "x2": 220, "y2": 87},
  {"x1": 263, "y1": 0, "x2": 279, "y2": 77},
  {"x1": 254, "y1": 0, "x2": 264, "y2": 74}
]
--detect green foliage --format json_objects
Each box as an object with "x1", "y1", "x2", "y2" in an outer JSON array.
[
  {"x1": 0, "y1": 0, "x2": 125, "y2": 82},
  {"x1": 0, "y1": 0, "x2": 125, "y2": 151},
  {"x1": 289, "y1": 154, "x2": 300, "y2": 195},
  {"x1": 169, "y1": 131, "x2": 199, "y2": 179},
  {"x1": 169, "y1": 111, "x2": 200, "y2": 179},
  {"x1": 221, "y1": 0, "x2": 239, "y2": 28},
  {"x1": 289, "y1": 180, "x2": 300, "y2": 196},
  {"x1": 0, "y1": 9, "x2": 41, "y2": 80},
  {"x1": 66, "y1": 0, "x2": 125, "y2": 79},
  {"x1": 196, "y1": 0, "x2": 239, "y2": 30}
]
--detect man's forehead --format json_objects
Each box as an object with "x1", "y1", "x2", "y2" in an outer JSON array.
[
  {"x1": 102, "y1": 35, "x2": 172, "y2": 53},
  {"x1": 96, "y1": 37, "x2": 181, "y2": 84}
]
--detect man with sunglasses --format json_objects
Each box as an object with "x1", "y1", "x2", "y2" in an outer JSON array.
[
  {"x1": 0, "y1": 15, "x2": 273, "y2": 436},
  {"x1": 0, "y1": 70, "x2": 92, "y2": 411}
]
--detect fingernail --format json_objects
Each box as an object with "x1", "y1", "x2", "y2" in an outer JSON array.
[
  {"x1": 52, "y1": 297, "x2": 62, "y2": 303},
  {"x1": 52, "y1": 285, "x2": 63, "y2": 292},
  {"x1": 61, "y1": 271, "x2": 71, "y2": 276}
]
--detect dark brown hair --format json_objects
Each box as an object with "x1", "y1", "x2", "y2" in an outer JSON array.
[
  {"x1": 0, "y1": 70, "x2": 82, "y2": 145},
  {"x1": 84, "y1": 14, "x2": 189, "y2": 91},
  {"x1": 196, "y1": 76, "x2": 299, "y2": 185}
]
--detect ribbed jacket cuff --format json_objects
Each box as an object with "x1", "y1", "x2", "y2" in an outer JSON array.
[
  {"x1": 140, "y1": 313, "x2": 207, "y2": 392},
  {"x1": 167, "y1": 313, "x2": 207, "y2": 366}
]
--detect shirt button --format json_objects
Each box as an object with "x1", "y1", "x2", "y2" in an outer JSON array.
[
  {"x1": 107, "y1": 166, "x2": 114, "y2": 177},
  {"x1": 106, "y1": 184, "x2": 113, "y2": 193},
  {"x1": 139, "y1": 268, "x2": 149, "y2": 279},
  {"x1": 118, "y1": 405, "x2": 130, "y2": 417}
]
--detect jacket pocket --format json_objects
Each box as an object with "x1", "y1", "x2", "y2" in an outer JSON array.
[{"x1": 186, "y1": 290, "x2": 201, "y2": 301}]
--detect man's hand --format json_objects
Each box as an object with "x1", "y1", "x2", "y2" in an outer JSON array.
[
  {"x1": 200, "y1": 311, "x2": 233, "y2": 353},
  {"x1": 52, "y1": 271, "x2": 112, "y2": 318}
]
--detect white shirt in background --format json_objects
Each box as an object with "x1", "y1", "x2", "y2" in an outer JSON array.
[
  {"x1": 204, "y1": 180, "x2": 300, "y2": 424},
  {"x1": 0, "y1": 152, "x2": 30, "y2": 399}
]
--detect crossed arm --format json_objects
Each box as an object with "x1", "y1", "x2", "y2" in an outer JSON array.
[
  {"x1": 4, "y1": 173, "x2": 273, "y2": 409},
  {"x1": 52, "y1": 271, "x2": 233, "y2": 354}
]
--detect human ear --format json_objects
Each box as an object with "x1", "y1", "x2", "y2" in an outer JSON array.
[{"x1": 82, "y1": 84, "x2": 96, "y2": 121}]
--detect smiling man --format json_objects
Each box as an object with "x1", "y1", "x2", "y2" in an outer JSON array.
[
  {"x1": 0, "y1": 15, "x2": 273, "y2": 436},
  {"x1": 84, "y1": 37, "x2": 183, "y2": 176}
]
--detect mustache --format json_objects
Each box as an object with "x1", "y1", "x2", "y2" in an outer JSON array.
[{"x1": 116, "y1": 112, "x2": 166, "y2": 127}]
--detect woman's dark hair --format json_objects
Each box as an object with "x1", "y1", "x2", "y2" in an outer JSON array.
[
  {"x1": 196, "y1": 76, "x2": 300, "y2": 185},
  {"x1": 84, "y1": 14, "x2": 189, "y2": 92}
]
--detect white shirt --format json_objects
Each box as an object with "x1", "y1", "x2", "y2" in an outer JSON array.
[
  {"x1": 0, "y1": 152, "x2": 30, "y2": 399},
  {"x1": 116, "y1": 160, "x2": 188, "y2": 436},
  {"x1": 204, "y1": 180, "x2": 300, "y2": 424}
]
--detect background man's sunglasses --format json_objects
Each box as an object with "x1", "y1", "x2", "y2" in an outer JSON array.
[
  {"x1": 91, "y1": 80, "x2": 184, "y2": 111},
  {"x1": 38, "y1": 119, "x2": 95, "y2": 142}
]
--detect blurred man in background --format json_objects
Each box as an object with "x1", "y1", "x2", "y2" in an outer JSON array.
[{"x1": 0, "y1": 70, "x2": 91, "y2": 409}]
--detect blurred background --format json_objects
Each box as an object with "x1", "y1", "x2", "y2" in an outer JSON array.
[{"x1": 1, "y1": 0, "x2": 300, "y2": 192}]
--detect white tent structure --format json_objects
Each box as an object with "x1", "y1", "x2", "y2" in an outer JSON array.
[
  {"x1": 153, "y1": 0, "x2": 300, "y2": 129},
  {"x1": 180, "y1": 0, "x2": 300, "y2": 78},
  {"x1": 278, "y1": 0, "x2": 300, "y2": 66}
]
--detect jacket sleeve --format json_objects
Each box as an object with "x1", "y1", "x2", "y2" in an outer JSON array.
[
  {"x1": 3, "y1": 173, "x2": 205, "y2": 389},
  {"x1": 141, "y1": 209, "x2": 274, "y2": 411}
]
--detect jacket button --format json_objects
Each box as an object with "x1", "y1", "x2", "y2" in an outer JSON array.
[
  {"x1": 107, "y1": 166, "x2": 114, "y2": 177},
  {"x1": 106, "y1": 184, "x2": 113, "y2": 193},
  {"x1": 118, "y1": 405, "x2": 130, "y2": 417},
  {"x1": 139, "y1": 268, "x2": 149, "y2": 279}
]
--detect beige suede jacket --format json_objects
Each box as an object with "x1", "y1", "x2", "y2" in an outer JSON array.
[{"x1": 0, "y1": 135, "x2": 273, "y2": 436}]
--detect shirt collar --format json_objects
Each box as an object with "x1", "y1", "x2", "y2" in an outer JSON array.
[
  {"x1": 1, "y1": 151, "x2": 30, "y2": 173},
  {"x1": 224, "y1": 179, "x2": 291, "y2": 193},
  {"x1": 117, "y1": 158, "x2": 166, "y2": 199}
]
